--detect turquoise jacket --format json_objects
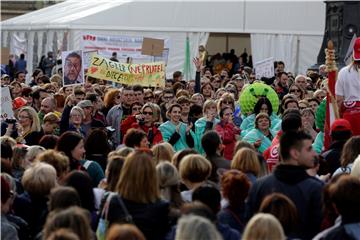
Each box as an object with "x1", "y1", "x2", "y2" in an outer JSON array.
[
  {"x1": 194, "y1": 117, "x2": 220, "y2": 155},
  {"x1": 159, "y1": 121, "x2": 195, "y2": 152},
  {"x1": 242, "y1": 128, "x2": 276, "y2": 153},
  {"x1": 240, "y1": 113, "x2": 281, "y2": 138},
  {"x1": 313, "y1": 131, "x2": 324, "y2": 154}
]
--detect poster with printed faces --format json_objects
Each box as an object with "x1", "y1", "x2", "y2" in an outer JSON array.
[{"x1": 62, "y1": 50, "x2": 84, "y2": 86}]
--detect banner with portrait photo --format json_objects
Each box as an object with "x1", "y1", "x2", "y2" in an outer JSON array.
[
  {"x1": 62, "y1": 50, "x2": 85, "y2": 86},
  {"x1": 87, "y1": 54, "x2": 165, "y2": 87}
]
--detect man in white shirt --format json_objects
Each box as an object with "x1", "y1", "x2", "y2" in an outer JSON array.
[{"x1": 335, "y1": 37, "x2": 360, "y2": 136}]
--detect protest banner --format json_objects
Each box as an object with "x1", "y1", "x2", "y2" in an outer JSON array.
[
  {"x1": 87, "y1": 54, "x2": 165, "y2": 87},
  {"x1": 62, "y1": 50, "x2": 85, "y2": 86},
  {"x1": 83, "y1": 50, "x2": 98, "y2": 70},
  {"x1": 1, "y1": 87, "x2": 14, "y2": 120},
  {"x1": 254, "y1": 57, "x2": 274, "y2": 80},
  {"x1": 80, "y1": 33, "x2": 170, "y2": 64}
]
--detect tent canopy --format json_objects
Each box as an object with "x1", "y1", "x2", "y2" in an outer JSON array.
[
  {"x1": 1, "y1": 0, "x2": 326, "y2": 76},
  {"x1": 2, "y1": 0, "x2": 325, "y2": 34}
]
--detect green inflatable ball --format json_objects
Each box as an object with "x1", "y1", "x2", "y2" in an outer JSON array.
[{"x1": 238, "y1": 82, "x2": 279, "y2": 115}]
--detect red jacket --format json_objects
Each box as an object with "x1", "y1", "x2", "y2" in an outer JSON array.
[
  {"x1": 121, "y1": 115, "x2": 163, "y2": 146},
  {"x1": 263, "y1": 130, "x2": 282, "y2": 172},
  {"x1": 215, "y1": 121, "x2": 240, "y2": 161}
]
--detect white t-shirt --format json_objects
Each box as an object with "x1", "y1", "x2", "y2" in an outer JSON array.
[{"x1": 335, "y1": 65, "x2": 360, "y2": 102}]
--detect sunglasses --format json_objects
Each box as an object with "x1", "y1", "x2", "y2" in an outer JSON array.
[
  {"x1": 222, "y1": 101, "x2": 233, "y2": 104},
  {"x1": 290, "y1": 89, "x2": 300, "y2": 93},
  {"x1": 142, "y1": 111, "x2": 153, "y2": 115},
  {"x1": 144, "y1": 96, "x2": 153, "y2": 100}
]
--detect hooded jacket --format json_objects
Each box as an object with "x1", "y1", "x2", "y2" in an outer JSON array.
[{"x1": 246, "y1": 164, "x2": 324, "y2": 239}]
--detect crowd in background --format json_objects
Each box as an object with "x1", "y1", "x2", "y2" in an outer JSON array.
[{"x1": 1, "y1": 42, "x2": 360, "y2": 240}]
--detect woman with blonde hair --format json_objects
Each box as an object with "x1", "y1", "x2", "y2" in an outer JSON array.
[
  {"x1": 10, "y1": 106, "x2": 42, "y2": 145},
  {"x1": 175, "y1": 215, "x2": 222, "y2": 240},
  {"x1": 156, "y1": 161, "x2": 183, "y2": 209},
  {"x1": 13, "y1": 162, "x2": 58, "y2": 238},
  {"x1": 242, "y1": 213, "x2": 286, "y2": 240},
  {"x1": 194, "y1": 99, "x2": 220, "y2": 154},
  {"x1": 152, "y1": 142, "x2": 174, "y2": 164},
  {"x1": 231, "y1": 148, "x2": 261, "y2": 184},
  {"x1": 179, "y1": 154, "x2": 212, "y2": 202},
  {"x1": 106, "y1": 150, "x2": 170, "y2": 240}
]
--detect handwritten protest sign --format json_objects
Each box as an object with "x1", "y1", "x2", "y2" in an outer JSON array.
[
  {"x1": 87, "y1": 55, "x2": 165, "y2": 87},
  {"x1": 83, "y1": 50, "x2": 98, "y2": 70},
  {"x1": 254, "y1": 57, "x2": 274, "y2": 79},
  {"x1": 1, "y1": 87, "x2": 14, "y2": 120}
]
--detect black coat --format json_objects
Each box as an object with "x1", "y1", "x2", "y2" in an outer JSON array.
[
  {"x1": 246, "y1": 164, "x2": 324, "y2": 240},
  {"x1": 320, "y1": 140, "x2": 347, "y2": 175},
  {"x1": 107, "y1": 195, "x2": 170, "y2": 240}
]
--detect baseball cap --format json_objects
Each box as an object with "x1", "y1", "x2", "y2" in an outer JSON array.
[
  {"x1": 353, "y1": 37, "x2": 360, "y2": 61},
  {"x1": 331, "y1": 119, "x2": 352, "y2": 133},
  {"x1": 1, "y1": 74, "x2": 9, "y2": 79},
  {"x1": 77, "y1": 100, "x2": 93, "y2": 109},
  {"x1": 12, "y1": 97, "x2": 27, "y2": 110}
]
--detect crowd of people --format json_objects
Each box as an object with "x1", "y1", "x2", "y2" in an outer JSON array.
[{"x1": 1, "y1": 38, "x2": 360, "y2": 240}]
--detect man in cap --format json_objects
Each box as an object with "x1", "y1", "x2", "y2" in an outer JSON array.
[
  {"x1": 77, "y1": 100, "x2": 105, "y2": 136},
  {"x1": 336, "y1": 37, "x2": 360, "y2": 136},
  {"x1": 1, "y1": 74, "x2": 10, "y2": 86}
]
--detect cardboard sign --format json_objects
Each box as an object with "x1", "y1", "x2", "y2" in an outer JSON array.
[
  {"x1": 254, "y1": 57, "x2": 274, "y2": 79},
  {"x1": 1, "y1": 48, "x2": 10, "y2": 65},
  {"x1": 1, "y1": 87, "x2": 14, "y2": 120},
  {"x1": 141, "y1": 38, "x2": 164, "y2": 56},
  {"x1": 61, "y1": 50, "x2": 85, "y2": 86},
  {"x1": 344, "y1": 34, "x2": 357, "y2": 65},
  {"x1": 87, "y1": 54, "x2": 165, "y2": 87}
]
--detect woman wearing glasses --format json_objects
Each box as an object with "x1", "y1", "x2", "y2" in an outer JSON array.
[
  {"x1": 5, "y1": 106, "x2": 42, "y2": 145},
  {"x1": 121, "y1": 103, "x2": 163, "y2": 147},
  {"x1": 288, "y1": 83, "x2": 305, "y2": 100}
]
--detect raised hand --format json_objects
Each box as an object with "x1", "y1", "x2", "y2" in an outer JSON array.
[{"x1": 193, "y1": 57, "x2": 203, "y2": 72}]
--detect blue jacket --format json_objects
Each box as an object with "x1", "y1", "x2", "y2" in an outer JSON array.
[
  {"x1": 194, "y1": 117, "x2": 220, "y2": 154},
  {"x1": 240, "y1": 113, "x2": 280, "y2": 137},
  {"x1": 159, "y1": 121, "x2": 195, "y2": 152},
  {"x1": 242, "y1": 128, "x2": 276, "y2": 153}
]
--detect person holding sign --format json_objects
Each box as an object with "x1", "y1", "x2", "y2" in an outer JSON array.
[{"x1": 63, "y1": 51, "x2": 83, "y2": 86}]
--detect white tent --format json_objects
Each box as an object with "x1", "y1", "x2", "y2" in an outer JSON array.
[{"x1": 1, "y1": 0, "x2": 325, "y2": 78}]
